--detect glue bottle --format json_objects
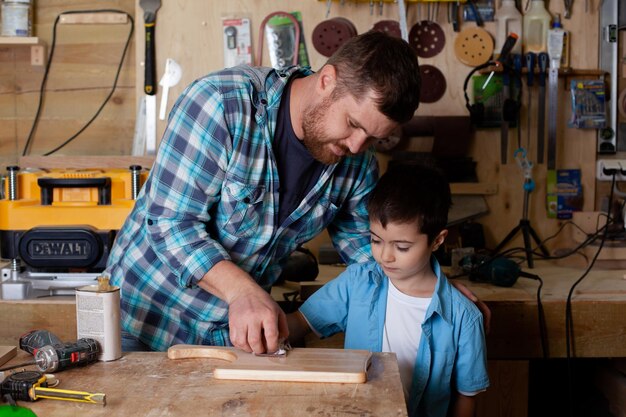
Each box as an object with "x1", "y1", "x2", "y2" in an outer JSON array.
[
  {"x1": 494, "y1": 0, "x2": 523, "y2": 57},
  {"x1": 522, "y1": 0, "x2": 551, "y2": 54},
  {"x1": 550, "y1": 14, "x2": 570, "y2": 68}
]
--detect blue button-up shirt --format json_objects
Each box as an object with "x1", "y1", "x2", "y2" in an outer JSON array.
[
  {"x1": 299, "y1": 259, "x2": 489, "y2": 417},
  {"x1": 105, "y1": 65, "x2": 378, "y2": 351}
]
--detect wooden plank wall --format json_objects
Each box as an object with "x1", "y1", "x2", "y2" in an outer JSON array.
[
  {"x1": 133, "y1": 0, "x2": 602, "y2": 253},
  {"x1": 0, "y1": 0, "x2": 136, "y2": 167},
  {"x1": 1, "y1": 0, "x2": 605, "y2": 252}
]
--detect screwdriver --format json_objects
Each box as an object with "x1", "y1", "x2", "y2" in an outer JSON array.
[
  {"x1": 1, "y1": 370, "x2": 106, "y2": 405},
  {"x1": 482, "y1": 33, "x2": 519, "y2": 90}
]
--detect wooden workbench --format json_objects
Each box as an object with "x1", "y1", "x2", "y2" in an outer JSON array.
[
  {"x1": 1, "y1": 260, "x2": 625, "y2": 417},
  {"x1": 3, "y1": 350, "x2": 407, "y2": 417}
]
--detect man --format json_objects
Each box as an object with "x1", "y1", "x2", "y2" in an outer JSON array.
[{"x1": 107, "y1": 31, "x2": 479, "y2": 354}]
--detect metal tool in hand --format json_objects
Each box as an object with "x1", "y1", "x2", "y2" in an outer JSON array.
[
  {"x1": 253, "y1": 339, "x2": 292, "y2": 357},
  {"x1": 1, "y1": 370, "x2": 105, "y2": 405}
]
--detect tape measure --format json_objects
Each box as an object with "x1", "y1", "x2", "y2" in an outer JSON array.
[{"x1": 1, "y1": 370, "x2": 106, "y2": 405}]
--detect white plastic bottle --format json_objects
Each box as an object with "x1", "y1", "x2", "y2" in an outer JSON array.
[
  {"x1": 494, "y1": 0, "x2": 523, "y2": 57},
  {"x1": 551, "y1": 14, "x2": 570, "y2": 68},
  {"x1": 522, "y1": 0, "x2": 551, "y2": 54}
]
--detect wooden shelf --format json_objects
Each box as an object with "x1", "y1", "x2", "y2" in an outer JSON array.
[
  {"x1": 0, "y1": 36, "x2": 39, "y2": 45},
  {"x1": 450, "y1": 182, "x2": 498, "y2": 195},
  {"x1": 479, "y1": 65, "x2": 606, "y2": 77},
  {"x1": 0, "y1": 38, "x2": 45, "y2": 66}
]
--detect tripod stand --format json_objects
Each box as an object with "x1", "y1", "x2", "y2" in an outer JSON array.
[{"x1": 494, "y1": 149, "x2": 549, "y2": 268}]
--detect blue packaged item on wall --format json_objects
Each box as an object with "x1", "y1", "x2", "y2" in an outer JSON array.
[{"x1": 568, "y1": 79, "x2": 606, "y2": 129}]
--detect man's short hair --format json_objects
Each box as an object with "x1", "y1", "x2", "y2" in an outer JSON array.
[
  {"x1": 326, "y1": 31, "x2": 421, "y2": 124},
  {"x1": 367, "y1": 161, "x2": 451, "y2": 243}
]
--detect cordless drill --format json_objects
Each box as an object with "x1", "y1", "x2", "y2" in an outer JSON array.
[{"x1": 19, "y1": 330, "x2": 100, "y2": 372}]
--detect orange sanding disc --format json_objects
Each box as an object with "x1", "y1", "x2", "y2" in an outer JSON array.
[{"x1": 453, "y1": 27, "x2": 494, "y2": 66}]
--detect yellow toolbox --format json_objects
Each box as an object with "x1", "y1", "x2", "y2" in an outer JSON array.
[{"x1": 0, "y1": 166, "x2": 146, "y2": 277}]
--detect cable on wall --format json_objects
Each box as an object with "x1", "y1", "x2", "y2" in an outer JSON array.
[{"x1": 21, "y1": 9, "x2": 134, "y2": 156}]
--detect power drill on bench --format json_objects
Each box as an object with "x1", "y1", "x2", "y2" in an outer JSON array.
[{"x1": 19, "y1": 330, "x2": 100, "y2": 373}]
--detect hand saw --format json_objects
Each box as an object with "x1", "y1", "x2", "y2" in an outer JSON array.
[{"x1": 537, "y1": 53, "x2": 548, "y2": 164}]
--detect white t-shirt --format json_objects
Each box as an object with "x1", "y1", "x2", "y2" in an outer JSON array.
[{"x1": 382, "y1": 280, "x2": 431, "y2": 399}]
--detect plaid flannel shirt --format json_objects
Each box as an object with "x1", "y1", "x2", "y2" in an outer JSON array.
[{"x1": 105, "y1": 65, "x2": 378, "y2": 351}]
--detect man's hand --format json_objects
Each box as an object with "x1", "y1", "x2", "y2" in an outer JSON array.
[
  {"x1": 227, "y1": 285, "x2": 288, "y2": 354},
  {"x1": 198, "y1": 260, "x2": 288, "y2": 354},
  {"x1": 450, "y1": 280, "x2": 492, "y2": 334}
]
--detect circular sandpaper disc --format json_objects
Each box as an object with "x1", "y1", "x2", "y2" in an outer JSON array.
[
  {"x1": 409, "y1": 20, "x2": 446, "y2": 58},
  {"x1": 419, "y1": 65, "x2": 446, "y2": 103},
  {"x1": 312, "y1": 17, "x2": 357, "y2": 57},
  {"x1": 453, "y1": 27, "x2": 494, "y2": 66},
  {"x1": 372, "y1": 20, "x2": 401, "y2": 38}
]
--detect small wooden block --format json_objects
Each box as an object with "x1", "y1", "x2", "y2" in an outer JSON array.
[{"x1": 0, "y1": 346, "x2": 17, "y2": 367}]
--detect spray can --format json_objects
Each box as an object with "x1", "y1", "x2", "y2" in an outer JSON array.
[
  {"x1": 494, "y1": 0, "x2": 523, "y2": 57},
  {"x1": 522, "y1": 0, "x2": 551, "y2": 54},
  {"x1": 75, "y1": 276, "x2": 122, "y2": 362}
]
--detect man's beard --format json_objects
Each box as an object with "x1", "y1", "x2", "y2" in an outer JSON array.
[{"x1": 301, "y1": 96, "x2": 350, "y2": 165}]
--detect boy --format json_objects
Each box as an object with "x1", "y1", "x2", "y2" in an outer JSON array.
[{"x1": 288, "y1": 162, "x2": 489, "y2": 417}]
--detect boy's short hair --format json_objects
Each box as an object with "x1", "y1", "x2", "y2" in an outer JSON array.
[{"x1": 367, "y1": 161, "x2": 452, "y2": 243}]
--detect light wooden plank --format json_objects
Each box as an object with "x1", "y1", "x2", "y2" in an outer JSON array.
[
  {"x1": 59, "y1": 13, "x2": 128, "y2": 25},
  {"x1": 0, "y1": 345, "x2": 17, "y2": 367},
  {"x1": 168, "y1": 345, "x2": 372, "y2": 383},
  {"x1": 450, "y1": 182, "x2": 498, "y2": 195},
  {"x1": 0, "y1": 37, "x2": 39, "y2": 45}
]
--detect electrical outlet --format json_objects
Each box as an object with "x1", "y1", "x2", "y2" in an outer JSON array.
[{"x1": 596, "y1": 159, "x2": 626, "y2": 181}]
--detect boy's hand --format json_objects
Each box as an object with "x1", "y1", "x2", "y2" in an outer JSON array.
[
  {"x1": 286, "y1": 311, "x2": 313, "y2": 347},
  {"x1": 450, "y1": 281, "x2": 491, "y2": 334}
]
